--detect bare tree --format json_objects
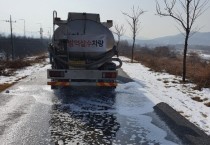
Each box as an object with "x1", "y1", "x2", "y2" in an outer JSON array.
[
  {"x1": 113, "y1": 24, "x2": 126, "y2": 50},
  {"x1": 123, "y1": 6, "x2": 145, "y2": 63},
  {"x1": 156, "y1": 0, "x2": 208, "y2": 82}
]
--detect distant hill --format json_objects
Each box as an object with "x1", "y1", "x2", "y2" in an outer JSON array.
[{"x1": 123, "y1": 32, "x2": 210, "y2": 47}]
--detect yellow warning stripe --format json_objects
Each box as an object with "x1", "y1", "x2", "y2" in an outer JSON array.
[
  {"x1": 47, "y1": 82, "x2": 70, "y2": 86},
  {"x1": 96, "y1": 82, "x2": 117, "y2": 87}
]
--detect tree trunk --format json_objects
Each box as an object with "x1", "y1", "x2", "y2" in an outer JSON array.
[
  {"x1": 182, "y1": 33, "x2": 189, "y2": 82},
  {"x1": 6, "y1": 49, "x2": 9, "y2": 61},
  {"x1": 131, "y1": 38, "x2": 135, "y2": 63},
  {"x1": 116, "y1": 35, "x2": 120, "y2": 50},
  {"x1": 116, "y1": 36, "x2": 120, "y2": 57},
  {"x1": 131, "y1": 19, "x2": 136, "y2": 63}
]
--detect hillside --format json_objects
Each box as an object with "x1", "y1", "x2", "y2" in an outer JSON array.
[{"x1": 122, "y1": 32, "x2": 210, "y2": 47}]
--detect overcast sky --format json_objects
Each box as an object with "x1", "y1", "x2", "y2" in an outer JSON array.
[{"x1": 0, "y1": 0, "x2": 209, "y2": 39}]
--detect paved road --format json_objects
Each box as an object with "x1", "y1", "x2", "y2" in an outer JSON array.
[
  {"x1": 0, "y1": 69, "x2": 52, "y2": 145},
  {"x1": 0, "y1": 68, "x2": 185, "y2": 145}
]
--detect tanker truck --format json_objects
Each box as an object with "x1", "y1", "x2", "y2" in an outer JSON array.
[{"x1": 47, "y1": 11, "x2": 122, "y2": 89}]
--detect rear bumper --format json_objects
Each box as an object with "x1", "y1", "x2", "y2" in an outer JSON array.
[
  {"x1": 47, "y1": 81, "x2": 117, "y2": 87},
  {"x1": 47, "y1": 69, "x2": 118, "y2": 87}
]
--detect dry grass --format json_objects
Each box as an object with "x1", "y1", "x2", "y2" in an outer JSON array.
[
  {"x1": 204, "y1": 102, "x2": 210, "y2": 107},
  {"x1": 0, "y1": 54, "x2": 47, "y2": 92},
  {"x1": 0, "y1": 83, "x2": 14, "y2": 92},
  {"x1": 163, "y1": 80, "x2": 169, "y2": 84},
  {"x1": 3, "y1": 60, "x2": 32, "y2": 69},
  {"x1": 30, "y1": 54, "x2": 48, "y2": 64},
  {"x1": 0, "y1": 54, "x2": 47, "y2": 76},
  {"x1": 131, "y1": 47, "x2": 210, "y2": 105},
  {"x1": 203, "y1": 98, "x2": 208, "y2": 101},
  {"x1": 122, "y1": 47, "x2": 210, "y2": 89},
  {"x1": 191, "y1": 96, "x2": 204, "y2": 102},
  {"x1": 200, "y1": 112, "x2": 208, "y2": 118},
  {"x1": 0, "y1": 76, "x2": 28, "y2": 92}
]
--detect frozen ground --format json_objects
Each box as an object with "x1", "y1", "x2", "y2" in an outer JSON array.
[
  {"x1": 200, "y1": 54, "x2": 210, "y2": 60},
  {"x1": 120, "y1": 56, "x2": 210, "y2": 135},
  {"x1": 0, "y1": 59, "x2": 48, "y2": 84}
]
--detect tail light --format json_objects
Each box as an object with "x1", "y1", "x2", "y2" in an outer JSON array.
[
  {"x1": 102, "y1": 72, "x2": 117, "y2": 78},
  {"x1": 49, "y1": 71, "x2": 64, "y2": 77}
]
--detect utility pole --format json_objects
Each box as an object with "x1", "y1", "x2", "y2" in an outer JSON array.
[
  {"x1": 47, "y1": 27, "x2": 51, "y2": 40},
  {"x1": 40, "y1": 27, "x2": 43, "y2": 39},
  {"x1": 37, "y1": 23, "x2": 43, "y2": 39},
  {"x1": 19, "y1": 19, "x2": 26, "y2": 37},
  {"x1": 5, "y1": 15, "x2": 16, "y2": 60}
]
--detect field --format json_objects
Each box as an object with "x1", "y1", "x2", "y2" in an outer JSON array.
[{"x1": 119, "y1": 45, "x2": 210, "y2": 90}]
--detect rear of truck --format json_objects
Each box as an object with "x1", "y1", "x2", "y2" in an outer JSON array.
[{"x1": 47, "y1": 11, "x2": 122, "y2": 88}]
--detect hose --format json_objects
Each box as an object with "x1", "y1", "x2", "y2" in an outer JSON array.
[{"x1": 49, "y1": 44, "x2": 122, "y2": 69}]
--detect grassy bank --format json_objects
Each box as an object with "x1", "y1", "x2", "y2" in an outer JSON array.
[
  {"x1": 120, "y1": 46, "x2": 210, "y2": 90},
  {"x1": 0, "y1": 54, "x2": 48, "y2": 92}
]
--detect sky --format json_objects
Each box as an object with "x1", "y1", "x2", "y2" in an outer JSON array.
[{"x1": 0, "y1": 0, "x2": 209, "y2": 39}]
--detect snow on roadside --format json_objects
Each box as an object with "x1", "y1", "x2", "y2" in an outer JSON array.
[
  {"x1": 120, "y1": 56, "x2": 210, "y2": 135},
  {"x1": 200, "y1": 54, "x2": 210, "y2": 60},
  {"x1": 0, "y1": 59, "x2": 49, "y2": 85}
]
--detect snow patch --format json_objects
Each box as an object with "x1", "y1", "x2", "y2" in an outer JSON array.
[{"x1": 120, "y1": 56, "x2": 210, "y2": 135}]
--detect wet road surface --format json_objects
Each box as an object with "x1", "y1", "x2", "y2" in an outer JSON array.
[
  {"x1": 50, "y1": 69, "x2": 183, "y2": 145},
  {"x1": 0, "y1": 69, "x2": 52, "y2": 145},
  {"x1": 0, "y1": 68, "x2": 184, "y2": 144}
]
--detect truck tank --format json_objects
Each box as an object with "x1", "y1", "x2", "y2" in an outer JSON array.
[{"x1": 53, "y1": 12, "x2": 115, "y2": 59}]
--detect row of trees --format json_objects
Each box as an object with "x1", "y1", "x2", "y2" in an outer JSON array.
[
  {"x1": 113, "y1": 0, "x2": 208, "y2": 82},
  {"x1": 0, "y1": 35, "x2": 49, "y2": 60}
]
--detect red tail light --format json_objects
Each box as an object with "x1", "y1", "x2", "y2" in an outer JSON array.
[
  {"x1": 49, "y1": 71, "x2": 64, "y2": 77},
  {"x1": 102, "y1": 72, "x2": 117, "y2": 78}
]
